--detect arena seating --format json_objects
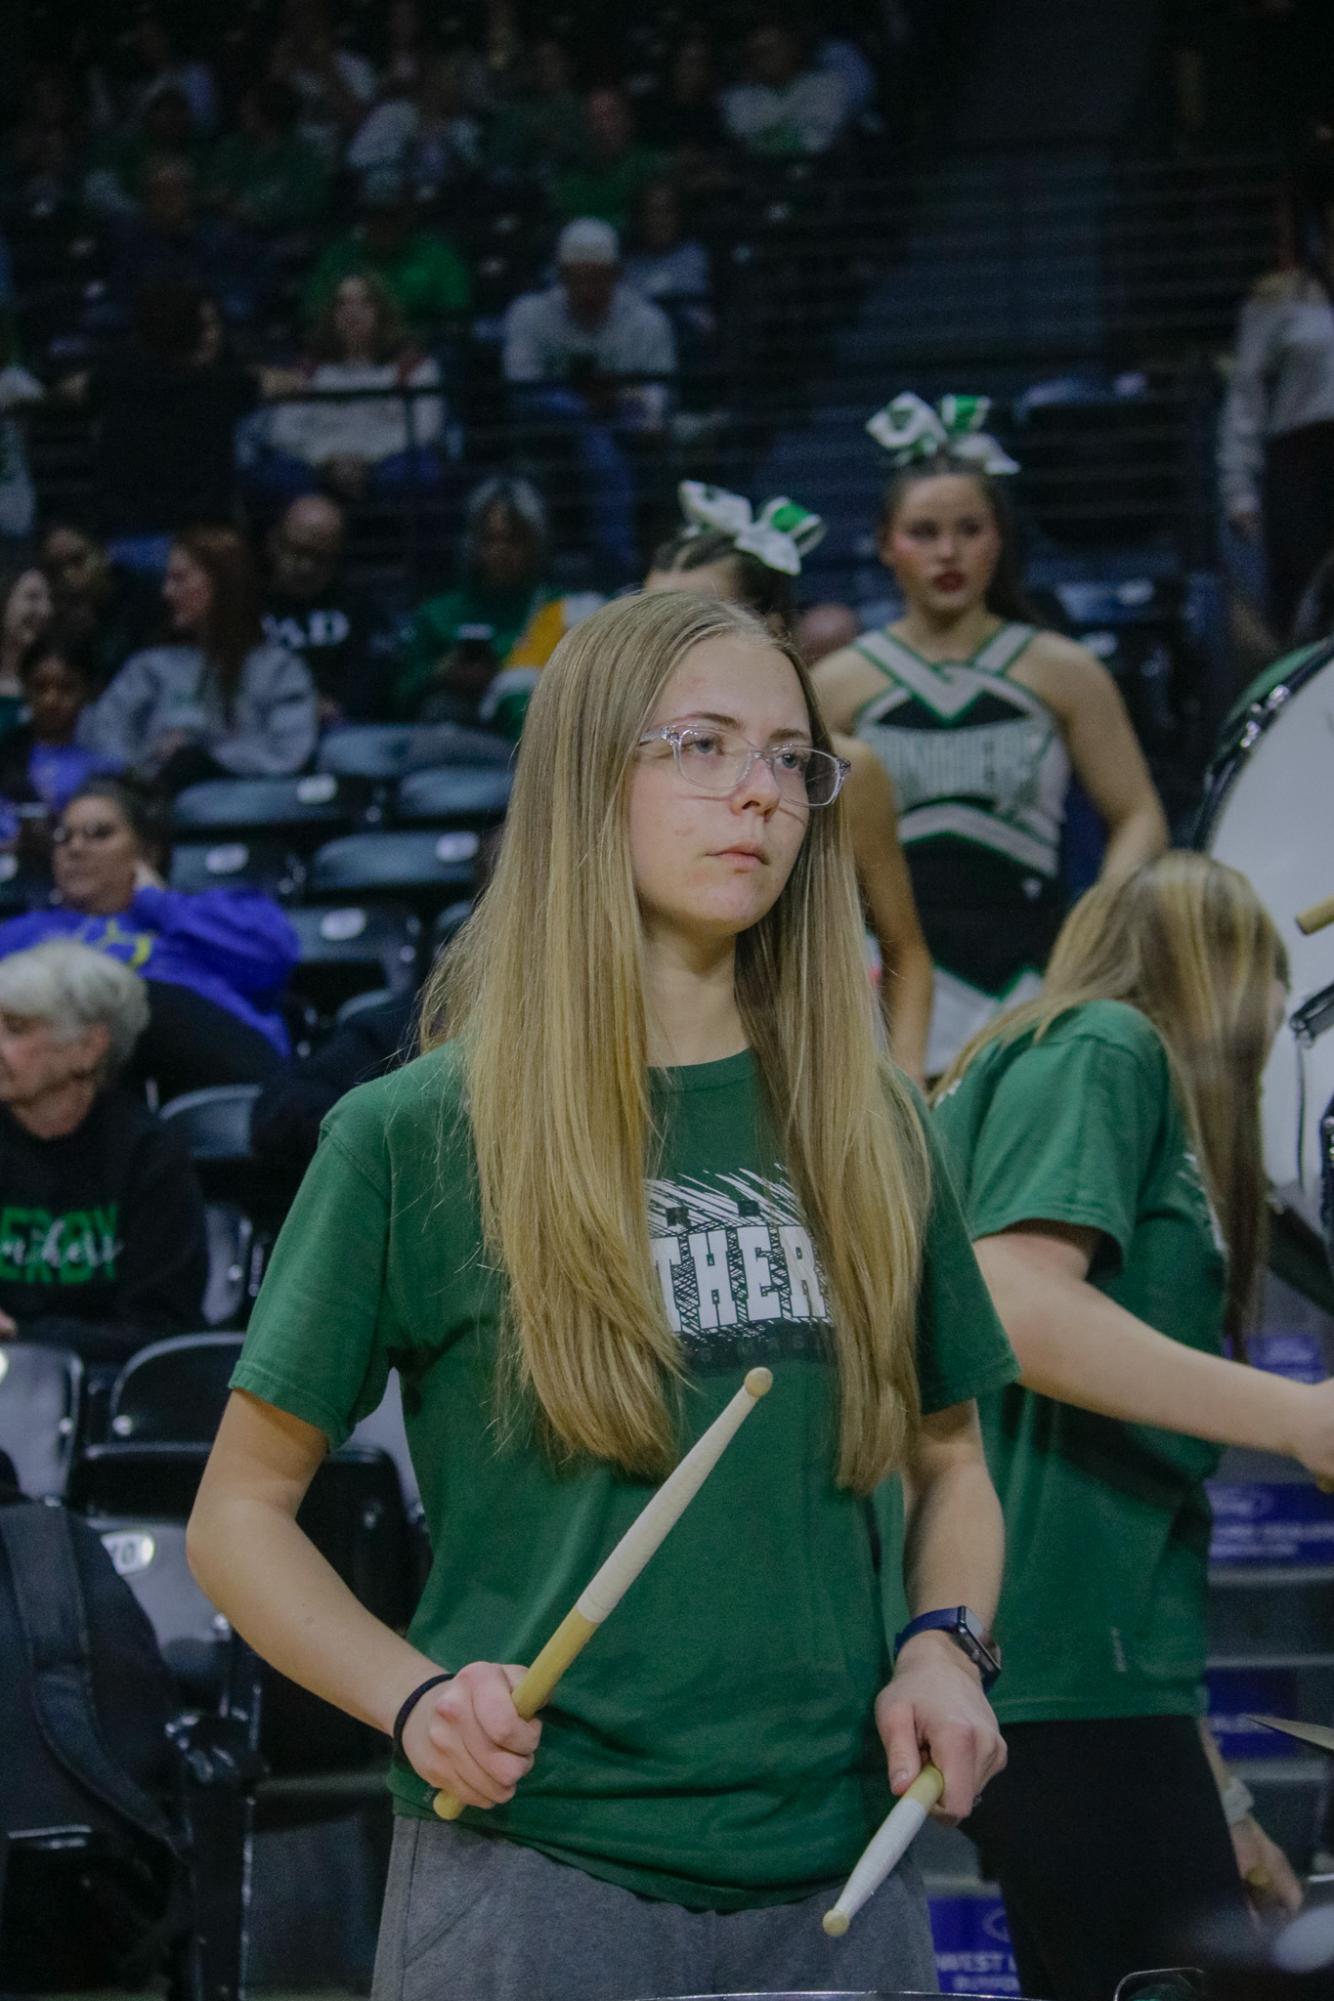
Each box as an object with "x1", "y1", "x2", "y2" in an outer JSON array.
[{"x1": 0, "y1": 1341, "x2": 85, "y2": 1499}]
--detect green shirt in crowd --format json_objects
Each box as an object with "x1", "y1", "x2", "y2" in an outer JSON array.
[
  {"x1": 206, "y1": 130, "x2": 329, "y2": 232},
  {"x1": 304, "y1": 227, "x2": 472, "y2": 333},
  {"x1": 233, "y1": 1043, "x2": 1016, "y2": 1910},
  {"x1": 553, "y1": 147, "x2": 665, "y2": 231},
  {"x1": 933, "y1": 999, "x2": 1227, "y2": 1727},
  {"x1": 394, "y1": 580, "x2": 554, "y2": 716}
]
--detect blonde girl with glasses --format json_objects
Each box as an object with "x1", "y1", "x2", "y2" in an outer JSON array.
[{"x1": 188, "y1": 591, "x2": 1016, "y2": 2001}]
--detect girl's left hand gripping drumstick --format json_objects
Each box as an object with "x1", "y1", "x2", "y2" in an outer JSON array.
[
  {"x1": 431, "y1": 1365, "x2": 774, "y2": 1820},
  {"x1": 821, "y1": 1764, "x2": 944, "y2": 1936}
]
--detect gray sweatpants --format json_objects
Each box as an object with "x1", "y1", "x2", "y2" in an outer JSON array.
[{"x1": 371, "y1": 1817, "x2": 939, "y2": 2001}]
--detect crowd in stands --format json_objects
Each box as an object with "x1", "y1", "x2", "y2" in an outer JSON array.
[{"x1": 0, "y1": 0, "x2": 1332, "y2": 1379}]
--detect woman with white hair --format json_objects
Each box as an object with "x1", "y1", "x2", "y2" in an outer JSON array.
[{"x1": 0, "y1": 940, "x2": 206, "y2": 1363}]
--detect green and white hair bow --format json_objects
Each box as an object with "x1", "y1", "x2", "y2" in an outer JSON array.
[
  {"x1": 865, "y1": 392, "x2": 1019, "y2": 476},
  {"x1": 678, "y1": 481, "x2": 826, "y2": 577}
]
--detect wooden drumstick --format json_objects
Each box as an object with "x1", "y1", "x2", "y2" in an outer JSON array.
[
  {"x1": 1297, "y1": 894, "x2": 1334, "y2": 936},
  {"x1": 431, "y1": 1365, "x2": 774, "y2": 1820},
  {"x1": 822, "y1": 1764, "x2": 944, "y2": 1936}
]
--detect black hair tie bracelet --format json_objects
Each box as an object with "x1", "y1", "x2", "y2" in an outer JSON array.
[{"x1": 392, "y1": 1672, "x2": 453, "y2": 1761}]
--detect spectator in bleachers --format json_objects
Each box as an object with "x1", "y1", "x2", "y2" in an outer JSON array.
[
  {"x1": 0, "y1": 630, "x2": 121, "y2": 834},
  {"x1": 0, "y1": 941, "x2": 207, "y2": 1363},
  {"x1": 641, "y1": 34, "x2": 730, "y2": 166},
  {"x1": 347, "y1": 52, "x2": 484, "y2": 198},
  {"x1": 1219, "y1": 157, "x2": 1334, "y2": 636},
  {"x1": 303, "y1": 167, "x2": 471, "y2": 336},
  {"x1": 486, "y1": 35, "x2": 584, "y2": 178},
  {"x1": 39, "y1": 522, "x2": 163, "y2": 689},
  {"x1": 103, "y1": 153, "x2": 258, "y2": 327},
  {"x1": 0, "y1": 567, "x2": 54, "y2": 741},
  {"x1": 0, "y1": 323, "x2": 43, "y2": 544},
  {"x1": 263, "y1": 495, "x2": 388, "y2": 724},
  {"x1": 257, "y1": 273, "x2": 447, "y2": 506},
  {"x1": 62, "y1": 282, "x2": 296, "y2": 559},
  {"x1": 108, "y1": 11, "x2": 219, "y2": 138},
  {"x1": 502, "y1": 218, "x2": 676, "y2": 577},
  {"x1": 379, "y1": 0, "x2": 431, "y2": 96},
  {"x1": 1, "y1": 65, "x2": 89, "y2": 221},
  {"x1": 205, "y1": 80, "x2": 330, "y2": 236},
  {"x1": 623, "y1": 181, "x2": 716, "y2": 368},
  {"x1": 553, "y1": 87, "x2": 664, "y2": 233},
  {"x1": 396, "y1": 473, "x2": 600, "y2": 730},
  {"x1": 0, "y1": 777, "x2": 297, "y2": 1094},
  {"x1": 268, "y1": 0, "x2": 378, "y2": 166},
  {"x1": 83, "y1": 528, "x2": 317, "y2": 789},
  {"x1": 722, "y1": 19, "x2": 852, "y2": 158},
  {"x1": 83, "y1": 85, "x2": 206, "y2": 221},
  {"x1": 623, "y1": 180, "x2": 713, "y2": 310}
]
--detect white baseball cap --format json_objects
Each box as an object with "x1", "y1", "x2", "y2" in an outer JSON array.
[{"x1": 557, "y1": 217, "x2": 620, "y2": 267}]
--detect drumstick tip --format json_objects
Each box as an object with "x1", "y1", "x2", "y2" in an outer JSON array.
[
  {"x1": 822, "y1": 1909, "x2": 850, "y2": 1937},
  {"x1": 744, "y1": 1366, "x2": 774, "y2": 1399}
]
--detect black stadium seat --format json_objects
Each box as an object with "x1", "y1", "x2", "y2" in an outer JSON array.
[
  {"x1": 159, "y1": 1085, "x2": 259, "y2": 1162},
  {"x1": 172, "y1": 775, "x2": 365, "y2": 851},
  {"x1": 317, "y1": 722, "x2": 511, "y2": 783},
  {"x1": 159, "y1": 1085, "x2": 259, "y2": 1205},
  {"x1": 393, "y1": 764, "x2": 513, "y2": 830},
  {"x1": 431, "y1": 898, "x2": 475, "y2": 958},
  {"x1": 306, "y1": 831, "x2": 479, "y2": 907},
  {"x1": 198, "y1": 1203, "x2": 261, "y2": 1329},
  {"x1": 109, "y1": 1334, "x2": 243, "y2": 1446},
  {"x1": 169, "y1": 838, "x2": 302, "y2": 902},
  {"x1": 286, "y1": 901, "x2": 422, "y2": 1017},
  {"x1": 0, "y1": 1342, "x2": 84, "y2": 1498}
]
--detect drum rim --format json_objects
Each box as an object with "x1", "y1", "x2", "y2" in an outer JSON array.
[{"x1": 1195, "y1": 633, "x2": 1334, "y2": 846}]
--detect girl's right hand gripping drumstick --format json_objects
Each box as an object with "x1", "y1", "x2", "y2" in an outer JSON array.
[
  {"x1": 431, "y1": 1366, "x2": 774, "y2": 1820},
  {"x1": 822, "y1": 1764, "x2": 944, "y2": 1936}
]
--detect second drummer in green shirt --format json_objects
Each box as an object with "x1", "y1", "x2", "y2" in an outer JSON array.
[{"x1": 933, "y1": 852, "x2": 1334, "y2": 2001}]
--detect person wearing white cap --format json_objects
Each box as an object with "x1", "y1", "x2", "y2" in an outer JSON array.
[{"x1": 502, "y1": 219, "x2": 677, "y2": 577}]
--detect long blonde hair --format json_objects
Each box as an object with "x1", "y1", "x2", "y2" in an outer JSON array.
[
  {"x1": 933, "y1": 852, "x2": 1286, "y2": 1343},
  {"x1": 420, "y1": 590, "x2": 931, "y2": 1490}
]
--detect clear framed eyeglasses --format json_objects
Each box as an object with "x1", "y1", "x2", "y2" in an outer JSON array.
[{"x1": 637, "y1": 724, "x2": 850, "y2": 808}]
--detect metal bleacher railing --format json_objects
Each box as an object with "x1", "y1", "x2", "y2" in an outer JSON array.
[{"x1": 20, "y1": 146, "x2": 1285, "y2": 611}]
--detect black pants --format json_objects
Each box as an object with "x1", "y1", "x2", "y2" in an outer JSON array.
[
  {"x1": 129, "y1": 980, "x2": 286, "y2": 1103},
  {"x1": 964, "y1": 1717, "x2": 1247, "y2": 2001}
]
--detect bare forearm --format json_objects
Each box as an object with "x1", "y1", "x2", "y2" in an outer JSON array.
[
  {"x1": 882, "y1": 936, "x2": 933, "y2": 1084},
  {"x1": 187, "y1": 1496, "x2": 435, "y2": 1735},
  {"x1": 980, "y1": 1251, "x2": 1304, "y2": 1457},
  {"x1": 1099, "y1": 801, "x2": 1168, "y2": 882},
  {"x1": 902, "y1": 1455, "x2": 1003, "y2": 1631}
]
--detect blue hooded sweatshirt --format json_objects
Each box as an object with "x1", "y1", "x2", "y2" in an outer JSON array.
[{"x1": 0, "y1": 886, "x2": 299, "y2": 1056}]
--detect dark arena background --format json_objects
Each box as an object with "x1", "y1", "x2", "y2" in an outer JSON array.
[{"x1": 1, "y1": 1, "x2": 1334, "y2": 1997}]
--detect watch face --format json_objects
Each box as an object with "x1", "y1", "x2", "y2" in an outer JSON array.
[{"x1": 957, "y1": 1608, "x2": 1001, "y2": 1677}]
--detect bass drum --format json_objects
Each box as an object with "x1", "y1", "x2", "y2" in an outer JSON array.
[{"x1": 1198, "y1": 638, "x2": 1334, "y2": 1239}]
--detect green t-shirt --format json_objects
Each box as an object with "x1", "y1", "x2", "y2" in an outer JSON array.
[
  {"x1": 393, "y1": 581, "x2": 552, "y2": 715},
  {"x1": 933, "y1": 999, "x2": 1227, "y2": 1725},
  {"x1": 553, "y1": 147, "x2": 665, "y2": 231},
  {"x1": 233, "y1": 1042, "x2": 1015, "y2": 1910},
  {"x1": 303, "y1": 229, "x2": 472, "y2": 332}
]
